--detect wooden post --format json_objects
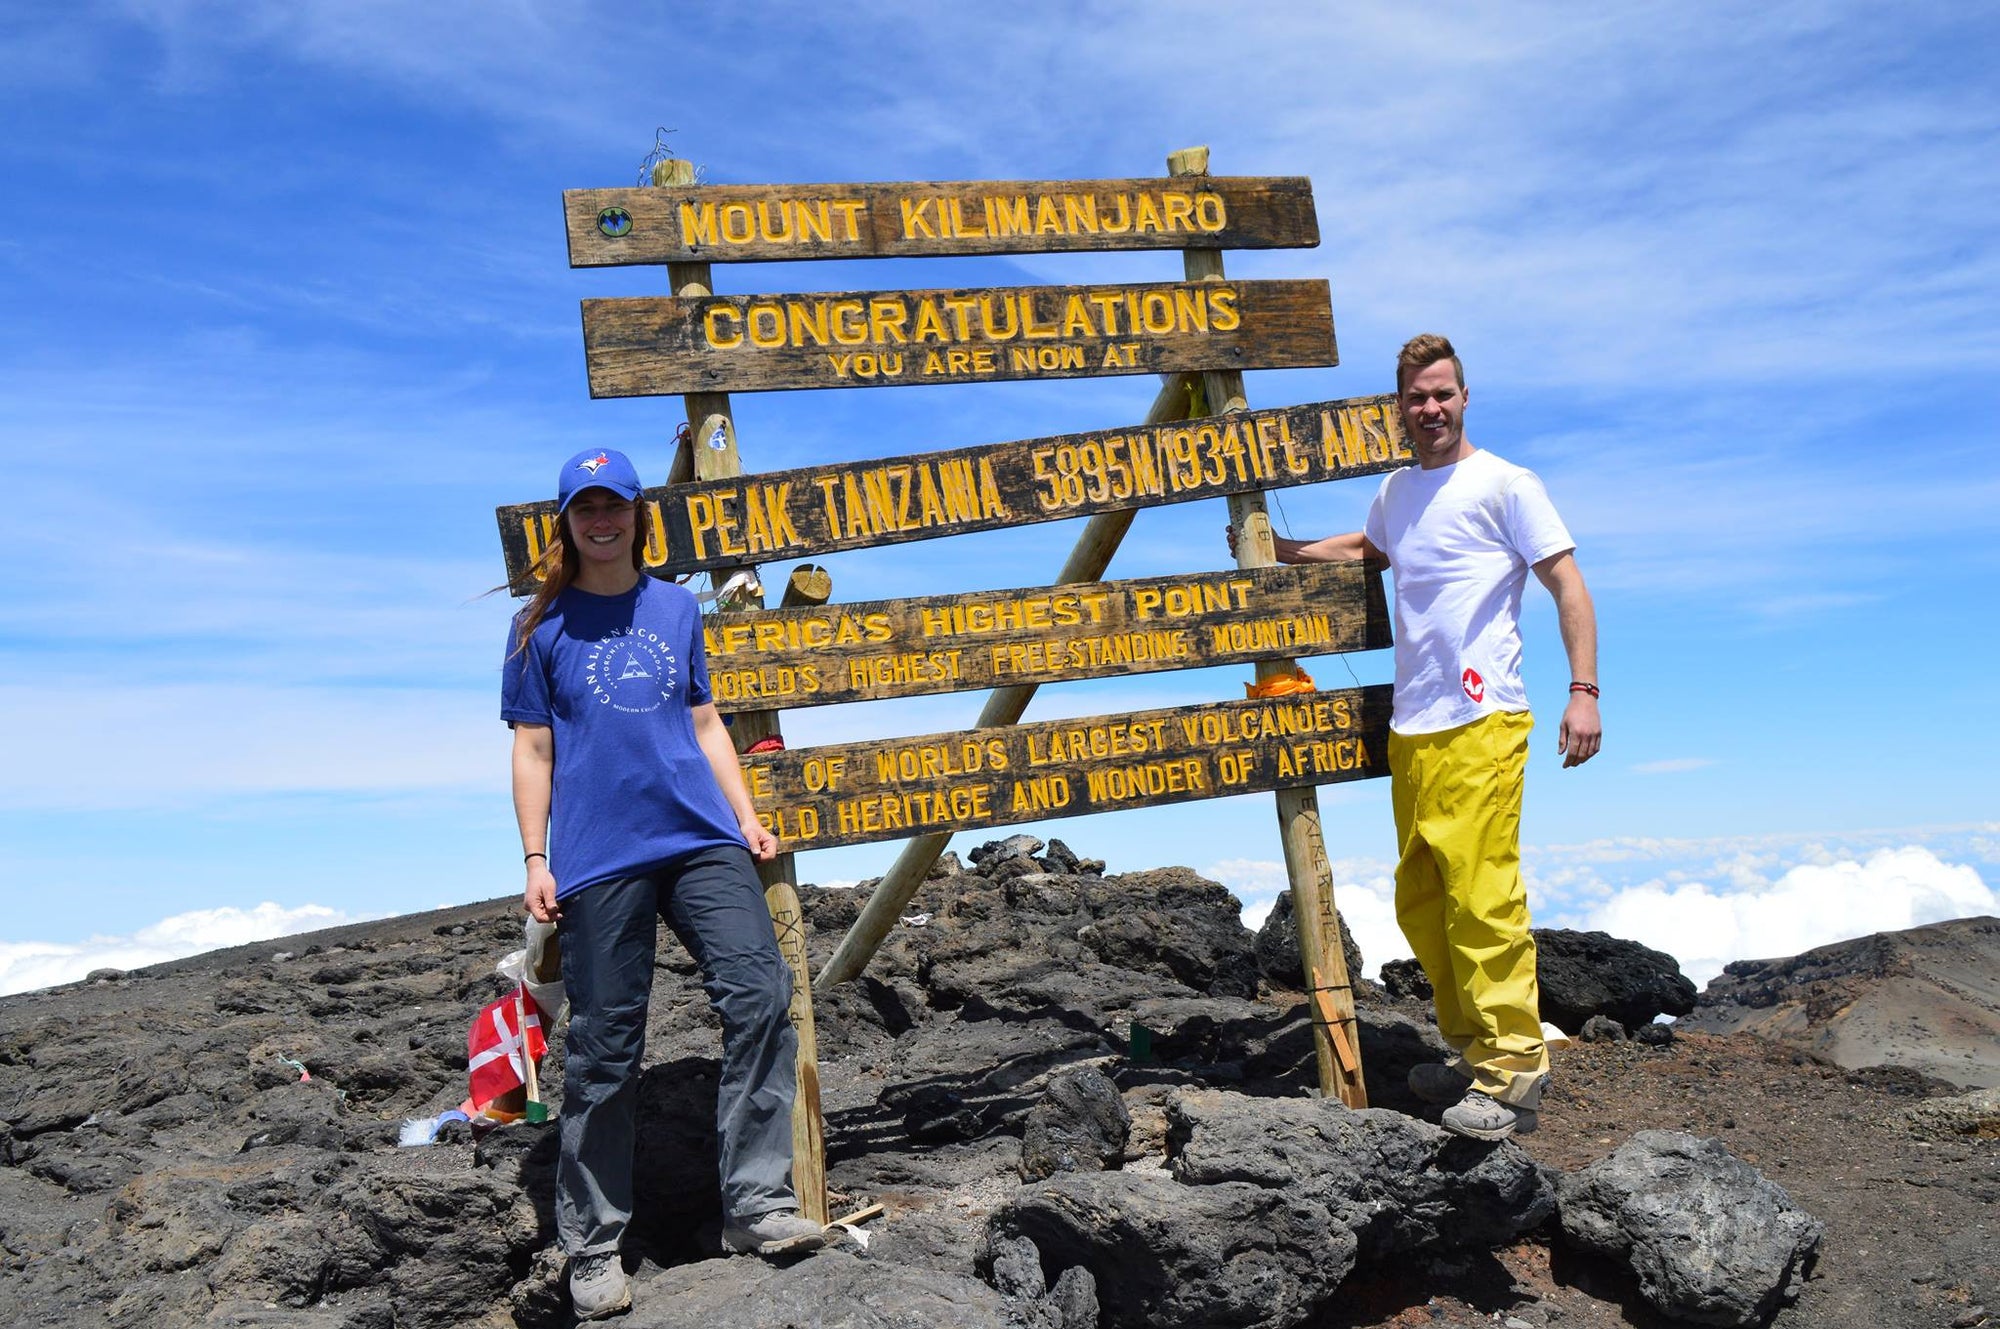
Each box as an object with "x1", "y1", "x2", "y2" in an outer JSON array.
[
  {"x1": 652, "y1": 157, "x2": 828, "y2": 1216},
  {"x1": 816, "y1": 371, "x2": 1198, "y2": 988},
  {"x1": 1168, "y1": 145, "x2": 1367, "y2": 1108}
]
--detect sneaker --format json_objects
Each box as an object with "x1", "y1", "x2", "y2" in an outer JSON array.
[
  {"x1": 721, "y1": 1209, "x2": 828, "y2": 1257},
  {"x1": 1440, "y1": 1090, "x2": 1539, "y2": 1142},
  {"x1": 1407, "y1": 1061, "x2": 1474, "y2": 1105},
  {"x1": 567, "y1": 1252, "x2": 631, "y2": 1320}
]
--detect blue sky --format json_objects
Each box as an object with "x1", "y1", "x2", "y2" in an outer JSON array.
[{"x1": 3, "y1": 2, "x2": 1995, "y2": 995}]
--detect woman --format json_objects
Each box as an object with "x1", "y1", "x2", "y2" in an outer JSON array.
[{"x1": 502, "y1": 447, "x2": 824, "y2": 1320}]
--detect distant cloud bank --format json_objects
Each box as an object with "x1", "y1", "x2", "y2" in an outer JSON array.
[
  {"x1": 0, "y1": 902, "x2": 380, "y2": 997},
  {"x1": 1212, "y1": 824, "x2": 1998, "y2": 992}
]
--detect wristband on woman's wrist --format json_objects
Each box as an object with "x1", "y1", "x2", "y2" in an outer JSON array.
[
  {"x1": 523, "y1": 851, "x2": 548, "y2": 865},
  {"x1": 1568, "y1": 681, "x2": 1600, "y2": 698}
]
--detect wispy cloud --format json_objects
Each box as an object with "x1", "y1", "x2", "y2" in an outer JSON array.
[{"x1": 0, "y1": 901, "x2": 381, "y2": 996}]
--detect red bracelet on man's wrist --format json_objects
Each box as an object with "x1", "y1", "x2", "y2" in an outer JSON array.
[{"x1": 1569, "y1": 682, "x2": 1600, "y2": 698}]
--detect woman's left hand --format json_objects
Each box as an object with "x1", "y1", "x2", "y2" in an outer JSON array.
[{"x1": 741, "y1": 814, "x2": 780, "y2": 861}]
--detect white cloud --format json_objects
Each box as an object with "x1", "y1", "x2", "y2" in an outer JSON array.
[
  {"x1": 0, "y1": 901, "x2": 379, "y2": 996},
  {"x1": 1630, "y1": 757, "x2": 1716, "y2": 774},
  {"x1": 1210, "y1": 831, "x2": 1998, "y2": 993},
  {"x1": 1206, "y1": 855, "x2": 1414, "y2": 979},
  {"x1": 1583, "y1": 846, "x2": 1995, "y2": 988}
]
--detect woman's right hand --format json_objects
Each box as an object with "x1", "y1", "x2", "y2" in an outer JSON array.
[{"x1": 525, "y1": 862, "x2": 562, "y2": 923}]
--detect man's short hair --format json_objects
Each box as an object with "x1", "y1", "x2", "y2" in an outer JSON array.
[{"x1": 1396, "y1": 333, "x2": 1465, "y2": 394}]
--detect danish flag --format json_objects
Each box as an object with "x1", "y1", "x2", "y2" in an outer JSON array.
[{"x1": 466, "y1": 986, "x2": 547, "y2": 1111}]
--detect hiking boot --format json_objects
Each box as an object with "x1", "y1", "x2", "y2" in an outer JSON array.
[
  {"x1": 1440, "y1": 1090, "x2": 1538, "y2": 1142},
  {"x1": 1407, "y1": 1061, "x2": 1474, "y2": 1105},
  {"x1": 567, "y1": 1251, "x2": 630, "y2": 1320},
  {"x1": 722, "y1": 1209, "x2": 827, "y2": 1257}
]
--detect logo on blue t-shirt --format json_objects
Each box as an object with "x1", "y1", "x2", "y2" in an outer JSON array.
[{"x1": 584, "y1": 627, "x2": 679, "y2": 713}]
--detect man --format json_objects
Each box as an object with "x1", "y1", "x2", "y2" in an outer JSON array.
[{"x1": 1242, "y1": 333, "x2": 1600, "y2": 1140}]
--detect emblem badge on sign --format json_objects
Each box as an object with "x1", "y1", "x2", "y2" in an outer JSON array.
[
  {"x1": 596, "y1": 206, "x2": 634, "y2": 239},
  {"x1": 1461, "y1": 667, "x2": 1485, "y2": 703}
]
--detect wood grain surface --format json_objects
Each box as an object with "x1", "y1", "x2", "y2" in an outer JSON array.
[
  {"x1": 741, "y1": 686, "x2": 1392, "y2": 852},
  {"x1": 495, "y1": 394, "x2": 1411, "y2": 589},
  {"x1": 703, "y1": 561, "x2": 1389, "y2": 712},
  {"x1": 565, "y1": 176, "x2": 1318, "y2": 266},
  {"x1": 580, "y1": 279, "x2": 1334, "y2": 396}
]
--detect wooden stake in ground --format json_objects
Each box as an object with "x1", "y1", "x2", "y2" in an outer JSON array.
[
  {"x1": 1168, "y1": 144, "x2": 1367, "y2": 1108},
  {"x1": 650, "y1": 156, "x2": 828, "y2": 1219},
  {"x1": 764, "y1": 881, "x2": 827, "y2": 1224}
]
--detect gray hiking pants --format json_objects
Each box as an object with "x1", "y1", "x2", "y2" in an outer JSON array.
[{"x1": 555, "y1": 845, "x2": 798, "y2": 1255}]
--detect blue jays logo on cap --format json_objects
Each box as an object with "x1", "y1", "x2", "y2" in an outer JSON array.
[{"x1": 557, "y1": 447, "x2": 644, "y2": 511}]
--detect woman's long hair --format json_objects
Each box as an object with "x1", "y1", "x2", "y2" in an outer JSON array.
[{"x1": 507, "y1": 502, "x2": 646, "y2": 657}]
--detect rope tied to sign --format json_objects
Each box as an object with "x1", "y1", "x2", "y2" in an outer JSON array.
[{"x1": 1245, "y1": 664, "x2": 1316, "y2": 699}]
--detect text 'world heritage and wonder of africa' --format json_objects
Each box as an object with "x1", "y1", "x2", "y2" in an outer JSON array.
[{"x1": 742, "y1": 687, "x2": 1392, "y2": 851}]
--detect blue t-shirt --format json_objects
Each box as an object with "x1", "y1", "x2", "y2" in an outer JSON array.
[{"x1": 501, "y1": 577, "x2": 746, "y2": 898}]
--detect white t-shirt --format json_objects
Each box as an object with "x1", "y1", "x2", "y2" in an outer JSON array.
[{"x1": 1363, "y1": 449, "x2": 1574, "y2": 735}]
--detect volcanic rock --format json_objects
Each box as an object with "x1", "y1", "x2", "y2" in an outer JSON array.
[
  {"x1": 1683, "y1": 915, "x2": 2000, "y2": 1089},
  {"x1": 1019, "y1": 1066, "x2": 1130, "y2": 1181},
  {"x1": 1378, "y1": 957, "x2": 1432, "y2": 1004},
  {"x1": 1251, "y1": 890, "x2": 1366, "y2": 992},
  {"x1": 1557, "y1": 1129, "x2": 1822, "y2": 1326},
  {"x1": 987, "y1": 1168, "x2": 1356, "y2": 1329},
  {"x1": 621, "y1": 1247, "x2": 1016, "y2": 1327},
  {"x1": 1165, "y1": 1088, "x2": 1555, "y2": 1262},
  {"x1": 1533, "y1": 928, "x2": 1697, "y2": 1033}
]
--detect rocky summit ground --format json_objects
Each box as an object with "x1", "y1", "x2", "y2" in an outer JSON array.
[{"x1": 1, "y1": 840, "x2": 1993, "y2": 1329}]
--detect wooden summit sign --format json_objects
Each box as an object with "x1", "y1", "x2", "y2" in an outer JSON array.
[
  {"x1": 704, "y1": 561, "x2": 1390, "y2": 711},
  {"x1": 581, "y1": 278, "x2": 1334, "y2": 396},
  {"x1": 742, "y1": 686, "x2": 1392, "y2": 851},
  {"x1": 497, "y1": 394, "x2": 1411, "y2": 589},
  {"x1": 565, "y1": 176, "x2": 1318, "y2": 267}
]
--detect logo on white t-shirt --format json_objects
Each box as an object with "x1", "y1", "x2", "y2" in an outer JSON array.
[{"x1": 1461, "y1": 667, "x2": 1486, "y2": 703}]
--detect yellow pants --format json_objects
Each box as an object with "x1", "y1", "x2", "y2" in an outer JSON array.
[{"x1": 1389, "y1": 710, "x2": 1548, "y2": 1108}]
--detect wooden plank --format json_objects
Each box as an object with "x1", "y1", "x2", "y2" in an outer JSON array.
[
  {"x1": 495, "y1": 393, "x2": 1412, "y2": 591},
  {"x1": 581, "y1": 279, "x2": 1335, "y2": 397},
  {"x1": 741, "y1": 686, "x2": 1392, "y2": 853},
  {"x1": 1171, "y1": 144, "x2": 1365, "y2": 1108},
  {"x1": 651, "y1": 156, "x2": 825, "y2": 1220},
  {"x1": 564, "y1": 177, "x2": 1318, "y2": 267},
  {"x1": 704, "y1": 561, "x2": 1389, "y2": 713}
]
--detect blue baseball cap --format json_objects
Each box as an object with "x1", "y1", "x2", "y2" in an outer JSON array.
[{"x1": 557, "y1": 448, "x2": 644, "y2": 511}]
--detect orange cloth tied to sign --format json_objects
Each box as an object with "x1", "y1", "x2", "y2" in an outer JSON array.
[{"x1": 1245, "y1": 665, "x2": 1316, "y2": 699}]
